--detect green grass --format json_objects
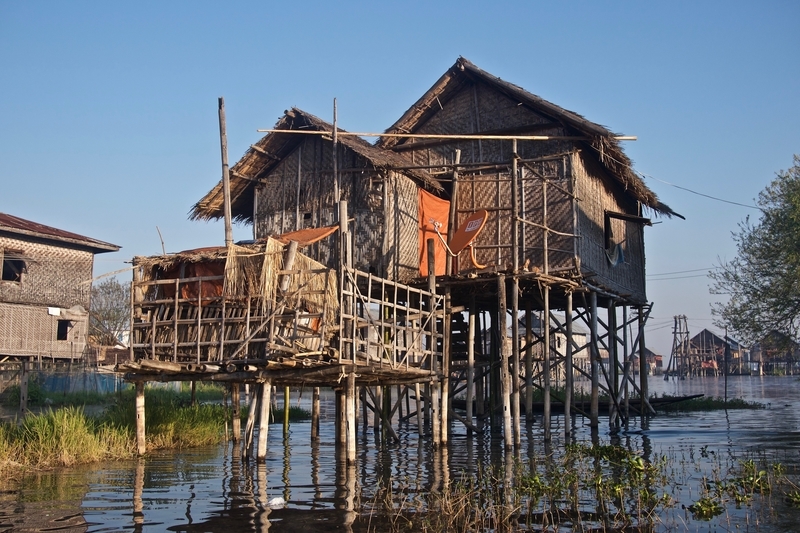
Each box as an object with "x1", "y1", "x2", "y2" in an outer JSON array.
[{"x1": 656, "y1": 395, "x2": 763, "y2": 412}]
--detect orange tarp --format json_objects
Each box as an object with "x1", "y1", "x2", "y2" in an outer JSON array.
[
  {"x1": 275, "y1": 224, "x2": 339, "y2": 246},
  {"x1": 418, "y1": 189, "x2": 450, "y2": 277}
]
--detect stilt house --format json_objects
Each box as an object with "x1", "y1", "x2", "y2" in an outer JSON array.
[
  {"x1": 124, "y1": 58, "x2": 680, "y2": 457},
  {"x1": 0, "y1": 213, "x2": 120, "y2": 361}
]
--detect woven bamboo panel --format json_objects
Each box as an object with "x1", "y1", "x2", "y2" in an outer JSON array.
[
  {"x1": 0, "y1": 302, "x2": 87, "y2": 358},
  {"x1": 0, "y1": 237, "x2": 93, "y2": 309},
  {"x1": 572, "y1": 152, "x2": 646, "y2": 302},
  {"x1": 384, "y1": 172, "x2": 421, "y2": 282}
]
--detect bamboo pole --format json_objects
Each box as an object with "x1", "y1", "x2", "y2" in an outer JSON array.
[
  {"x1": 218, "y1": 97, "x2": 233, "y2": 247},
  {"x1": 283, "y1": 385, "x2": 290, "y2": 436},
  {"x1": 232, "y1": 383, "x2": 241, "y2": 442},
  {"x1": 256, "y1": 380, "x2": 271, "y2": 462},
  {"x1": 427, "y1": 239, "x2": 440, "y2": 446},
  {"x1": 543, "y1": 284, "x2": 551, "y2": 439},
  {"x1": 135, "y1": 381, "x2": 146, "y2": 455},
  {"x1": 590, "y1": 291, "x2": 600, "y2": 428},
  {"x1": 311, "y1": 386, "x2": 320, "y2": 441},
  {"x1": 510, "y1": 141, "x2": 521, "y2": 445},
  {"x1": 498, "y1": 276, "x2": 513, "y2": 449},
  {"x1": 525, "y1": 301, "x2": 534, "y2": 423},
  {"x1": 565, "y1": 292, "x2": 574, "y2": 436},
  {"x1": 243, "y1": 384, "x2": 259, "y2": 459},
  {"x1": 415, "y1": 382, "x2": 423, "y2": 437},
  {"x1": 639, "y1": 306, "x2": 648, "y2": 413},
  {"x1": 466, "y1": 298, "x2": 476, "y2": 435},
  {"x1": 256, "y1": 128, "x2": 638, "y2": 142},
  {"x1": 346, "y1": 372, "x2": 357, "y2": 463}
]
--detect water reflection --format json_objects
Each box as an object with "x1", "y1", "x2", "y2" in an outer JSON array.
[{"x1": 5, "y1": 376, "x2": 800, "y2": 532}]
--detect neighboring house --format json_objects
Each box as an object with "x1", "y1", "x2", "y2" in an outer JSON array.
[
  {"x1": 750, "y1": 331, "x2": 798, "y2": 376},
  {"x1": 630, "y1": 347, "x2": 662, "y2": 376},
  {"x1": 0, "y1": 213, "x2": 120, "y2": 361}
]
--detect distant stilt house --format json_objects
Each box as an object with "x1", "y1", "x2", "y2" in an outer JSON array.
[
  {"x1": 0, "y1": 213, "x2": 120, "y2": 363},
  {"x1": 751, "y1": 331, "x2": 798, "y2": 376},
  {"x1": 125, "y1": 57, "x2": 680, "y2": 456},
  {"x1": 687, "y1": 329, "x2": 746, "y2": 376}
]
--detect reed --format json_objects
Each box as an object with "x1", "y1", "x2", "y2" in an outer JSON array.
[{"x1": 0, "y1": 407, "x2": 131, "y2": 474}]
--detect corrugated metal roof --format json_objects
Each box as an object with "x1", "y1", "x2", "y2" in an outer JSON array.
[{"x1": 0, "y1": 212, "x2": 120, "y2": 253}]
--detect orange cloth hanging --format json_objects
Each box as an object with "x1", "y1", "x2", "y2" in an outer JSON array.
[{"x1": 418, "y1": 188, "x2": 450, "y2": 277}]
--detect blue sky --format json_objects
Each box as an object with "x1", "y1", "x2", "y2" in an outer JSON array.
[{"x1": 1, "y1": 1, "x2": 798, "y2": 355}]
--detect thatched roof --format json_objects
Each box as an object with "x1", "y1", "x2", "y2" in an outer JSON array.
[
  {"x1": 379, "y1": 57, "x2": 680, "y2": 218},
  {"x1": 191, "y1": 108, "x2": 441, "y2": 222}
]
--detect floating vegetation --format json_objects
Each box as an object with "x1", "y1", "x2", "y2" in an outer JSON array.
[{"x1": 364, "y1": 444, "x2": 800, "y2": 532}]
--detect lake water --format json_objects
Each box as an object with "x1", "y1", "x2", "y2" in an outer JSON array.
[{"x1": 3, "y1": 375, "x2": 799, "y2": 532}]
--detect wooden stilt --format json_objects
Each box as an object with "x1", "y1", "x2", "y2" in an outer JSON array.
[
  {"x1": 135, "y1": 381, "x2": 146, "y2": 455},
  {"x1": 243, "y1": 383, "x2": 259, "y2": 459},
  {"x1": 18, "y1": 361, "x2": 29, "y2": 420},
  {"x1": 565, "y1": 292, "x2": 574, "y2": 436},
  {"x1": 346, "y1": 372, "x2": 357, "y2": 463},
  {"x1": 511, "y1": 277, "x2": 521, "y2": 446},
  {"x1": 283, "y1": 385, "x2": 290, "y2": 435},
  {"x1": 466, "y1": 300, "x2": 476, "y2": 435},
  {"x1": 256, "y1": 380, "x2": 271, "y2": 461},
  {"x1": 590, "y1": 291, "x2": 600, "y2": 428},
  {"x1": 232, "y1": 383, "x2": 241, "y2": 442},
  {"x1": 638, "y1": 306, "x2": 648, "y2": 415},
  {"x1": 543, "y1": 284, "x2": 551, "y2": 439},
  {"x1": 336, "y1": 388, "x2": 346, "y2": 446},
  {"x1": 608, "y1": 303, "x2": 618, "y2": 426},
  {"x1": 525, "y1": 302, "x2": 534, "y2": 423},
  {"x1": 498, "y1": 276, "x2": 513, "y2": 449},
  {"x1": 415, "y1": 382, "x2": 423, "y2": 437},
  {"x1": 311, "y1": 386, "x2": 320, "y2": 441}
]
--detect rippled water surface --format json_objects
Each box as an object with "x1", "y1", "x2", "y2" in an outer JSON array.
[{"x1": 3, "y1": 375, "x2": 799, "y2": 532}]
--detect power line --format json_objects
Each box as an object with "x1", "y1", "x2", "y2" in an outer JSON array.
[
  {"x1": 638, "y1": 172, "x2": 762, "y2": 210},
  {"x1": 648, "y1": 266, "x2": 718, "y2": 276},
  {"x1": 647, "y1": 273, "x2": 711, "y2": 281}
]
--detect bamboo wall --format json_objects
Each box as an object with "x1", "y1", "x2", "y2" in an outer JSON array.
[
  {"x1": 0, "y1": 236, "x2": 94, "y2": 309},
  {"x1": 0, "y1": 302, "x2": 88, "y2": 358},
  {"x1": 572, "y1": 151, "x2": 647, "y2": 303},
  {"x1": 252, "y1": 137, "x2": 421, "y2": 280}
]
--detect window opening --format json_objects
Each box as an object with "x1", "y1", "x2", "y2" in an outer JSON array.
[
  {"x1": 1, "y1": 256, "x2": 25, "y2": 282},
  {"x1": 57, "y1": 320, "x2": 70, "y2": 341}
]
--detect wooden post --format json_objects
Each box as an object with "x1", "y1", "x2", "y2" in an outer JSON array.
[
  {"x1": 18, "y1": 361, "x2": 29, "y2": 420},
  {"x1": 336, "y1": 388, "x2": 347, "y2": 447},
  {"x1": 565, "y1": 292, "x2": 574, "y2": 436},
  {"x1": 427, "y1": 238, "x2": 440, "y2": 446},
  {"x1": 283, "y1": 385, "x2": 290, "y2": 435},
  {"x1": 638, "y1": 306, "x2": 648, "y2": 414},
  {"x1": 311, "y1": 387, "x2": 320, "y2": 441},
  {"x1": 243, "y1": 384, "x2": 259, "y2": 458},
  {"x1": 590, "y1": 291, "x2": 600, "y2": 428},
  {"x1": 346, "y1": 372, "x2": 357, "y2": 463},
  {"x1": 525, "y1": 302, "x2": 534, "y2": 423},
  {"x1": 333, "y1": 98, "x2": 340, "y2": 203},
  {"x1": 608, "y1": 303, "x2": 618, "y2": 426},
  {"x1": 466, "y1": 299, "x2": 476, "y2": 434},
  {"x1": 231, "y1": 383, "x2": 241, "y2": 442},
  {"x1": 256, "y1": 380, "x2": 271, "y2": 462},
  {"x1": 511, "y1": 278, "x2": 521, "y2": 446},
  {"x1": 135, "y1": 381, "x2": 146, "y2": 455},
  {"x1": 218, "y1": 97, "x2": 233, "y2": 247},
  {"x1": 498, "y1": 276, "x2": 513, "y2": 449},
  {"x1": 415, "y1": 382, "x2": 424, "y2": 437},
  {"x1": 543, "y1": 284, "x2": 551, "y2": 439}
]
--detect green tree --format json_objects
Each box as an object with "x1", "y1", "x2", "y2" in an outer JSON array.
[
  {"x1": 90, "y1": 278, "x2": 130, "y2": 346},
  {"x1": 710, "y1": 155, "x2": 800, "y2": 346}
]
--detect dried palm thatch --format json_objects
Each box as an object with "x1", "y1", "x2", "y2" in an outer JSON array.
[
  {"x1": 379, "y1": 56, "x2": 681, "y2": 219},
  {"x1": 190, "y1": 108, "x2": 440, "y2": 223}
]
